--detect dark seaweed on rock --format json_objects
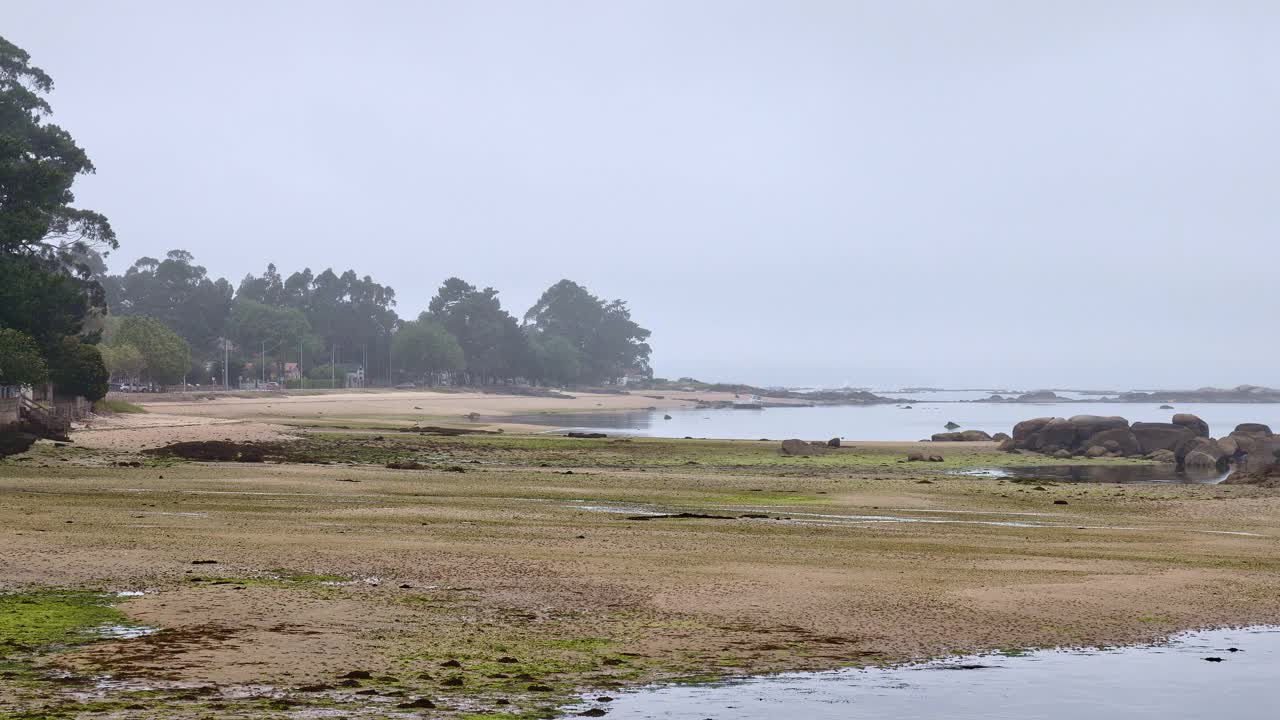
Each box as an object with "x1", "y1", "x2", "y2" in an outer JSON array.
[{"x1": 142, "y1": 440, "x2": 267, "y2": 462}]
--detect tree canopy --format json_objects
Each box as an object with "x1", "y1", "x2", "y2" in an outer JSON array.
[
  {"x1": 110, "y1": 316, "x2": 192, "y2": 385},
  {"x1": 103, "y1": 250, "x2": 234, "y2": 351},
  {"x1": 391, "y1": 316, "x2": 465, "y2": 385},
  {"x1": 46, "y1": 337, "x2": 108, "y2": 401},
  {"x1": 0, "y1": 35, "x2": 114, "y2": 257},
  {"x1": 428, "y1": 278, "x2": 530, "y2": 384},
  {"x1": 524, "y1": 279, "x2": 651, "y2": 383},
  {"x1": 0, "y1": 328, "x2": 48, "y2": 387},
  {"x1": 0, "y1": 37, "x2": 114, "y2": 402},
  {"x1": 99, "y1": 342, "x2": 145, "y2": 382}
]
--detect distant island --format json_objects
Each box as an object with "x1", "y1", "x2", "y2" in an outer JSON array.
[
  {"x1": 641, "y1": 380, "x2": 1280, "y2": 406},
  {"x1": 971, "y1": 385, "x2": 1280, "y2": 404}
]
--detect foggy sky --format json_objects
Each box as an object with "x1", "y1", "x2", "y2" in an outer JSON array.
[{"x1": 8, "y1": 1, "x2": 1278, "y2": 390}]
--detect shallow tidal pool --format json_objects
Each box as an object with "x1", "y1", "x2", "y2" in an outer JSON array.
[{"x1": 562, "y1": 626, "x2": 1280, "y2": 719}]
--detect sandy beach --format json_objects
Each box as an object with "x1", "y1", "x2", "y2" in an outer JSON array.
[{"x1": 2, "y1": 390, "x2": 1278, "y2": 717}]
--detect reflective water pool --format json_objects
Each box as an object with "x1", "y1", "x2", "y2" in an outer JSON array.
[{"x1": 561, "y1": 626, "x2": 1280, "y2": 719}]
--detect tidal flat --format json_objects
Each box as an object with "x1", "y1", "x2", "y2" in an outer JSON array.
[{"x1": 3, "y1": 411, "x2": 1279, "y2": 718}]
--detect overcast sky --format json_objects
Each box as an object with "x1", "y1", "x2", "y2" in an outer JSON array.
[{"x1": 8, "y1": 1, "x2": 1278, "y2": 389}]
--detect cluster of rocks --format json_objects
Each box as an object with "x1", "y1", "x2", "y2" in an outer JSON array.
[
  {"x1": 780, "y1": 438, "x2": 843, "y2": 456},
  {"x1": 1001, "y1": 414, "x2": 1276, "y2": 472},
  {"x1": 931, "y1": 429, "x2": 1009, "y2": 442}
]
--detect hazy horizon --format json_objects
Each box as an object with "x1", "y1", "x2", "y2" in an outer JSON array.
[{"x1": 8, "y1": 2, "x2": 1278, "y2": 390}]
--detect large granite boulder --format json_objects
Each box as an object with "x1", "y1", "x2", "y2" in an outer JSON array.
[
  {"x1": 1227, "y1": 424, "x2": 1274, "y2": 455},
  {"x1": 781, "y1": 439, "x2": 824, "y2": 456},
  {"x1": 1171, "y1": 413, "x2": 1210, "y2": 438},
  {"x1": 1081, "y1": 428, "x2": 1141, "y2": 456},
  {"x1": 1036, "y1": 418, "x2": 1079, "y2": 452},
  {"x1": 1011, "y1": 415, "x2": 1129, "y2": 453},
  {"x1": 1011, "y1": 417, "x2": 1054, "y2": 445},
  {"x1": 1222, "y1": 438, "x2": 1280, "y2": 487},
  {"x1": 1130, "y1": 422, "x2": 1196, "y2": 454},
  {"x1": 1234, "y1": 423, "x2": 1273, "y2": 437},
  {"x1": 1068, "y1": 415, "x2": 1129, "y2": 440},
  {"x1": 1180, "y1": 437, "x2": 1228, "y2": 471}
]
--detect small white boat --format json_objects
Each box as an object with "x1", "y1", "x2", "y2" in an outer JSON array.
[{"x1": 732, "y1": 394, "x2": 765, "y2": 409}]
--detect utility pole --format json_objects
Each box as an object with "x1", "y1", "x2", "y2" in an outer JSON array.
[
  {"x1": 223, "y1": 338, "x2": 228, "y2": 390},
  {"x1": 362, "y1": 344, "x2": 367, "y2": 388},
  {"x1": 299, "y1": 336, "x2": 303, "y2": 390},
  {"x1": 331, "y1": 344, "x2": 336, "y2": 389},
  {"x1": 261, "y1": 341, "x2": 266, "y2": 385}
]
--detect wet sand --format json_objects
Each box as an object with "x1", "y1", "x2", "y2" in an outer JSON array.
[{"x1": 2, "y1": 392, "x2": 1279, "y2": 717}]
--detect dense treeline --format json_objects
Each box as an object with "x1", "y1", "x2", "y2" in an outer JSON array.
[
  {"x1": 99, "y1": 255, "x2": 651, "y2": 388},
  {"x1": 0, "y1": 35, "x2": 652, "y2": 395}
]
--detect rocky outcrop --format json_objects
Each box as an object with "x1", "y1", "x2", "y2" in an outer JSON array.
[
  {"x1": 1121, "y1": 386, "x2": 1280, "y2": 403},
  {"x1": 781, "y1": 439, "x2": 824, "y2": 456},
  {"x1": 931, "y1": 430, "x2": 993, "y2": 442},
  {"x1": 1002, "y1": 413, "x2": 1276, "y2": 470},
  {"x1": 1081, "y1": 427, "x2": 1141, "y2": 457},
  {"x1": 1011, "y1": 415, "x2": 1128, "y2": 454},
  {"x1": 1012, "y1": 417, "x2": 1055, "y2": 446},
  {"x1": 1180, "y1": 437, "x2": 1228, "y2": 471},
  {"x1": 1171, "y1": 413, "x2": 1210, "y2": 438},
  {"x1": 1222, "y1": 438, "x2": 1280, "y2": 487},
  {"x1": 1130, "y1": 423, "x2": 1196, "y2": 454},
  {"x1": 1234, "y1": 423, "x2": 1273, "y2": 436},
  {"x1": 1015, "y1": 390, "x2": 1062, "y2": 403}
]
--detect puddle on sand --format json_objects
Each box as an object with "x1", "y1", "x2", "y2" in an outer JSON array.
[
  {"x1": 562, "y1": 626, "x2": 1280, "y2": 719},
  {"x1": 568, "y1": 500, "x2": 1268, "y2": 538},
  {"x1": 955, "y1": 465, "x2": 1230, "y2": 484},
  {"x1": 91, "y1": 624, "x2": 158, "y2": 640}
]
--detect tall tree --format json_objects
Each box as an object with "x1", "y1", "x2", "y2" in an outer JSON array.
[
  {"x1": 46, "y1": 337, "x2": 108, "y2": 401},
  {"x1": 0, "y1": 36, "x2": 114, "y2": 257},
  {"x1": 111, "y1": 316, "x2": 191, "y2": 385},
  {"x1": 428, "y1": 278, "x2": 529, "y2": 384},
  {"x1": 524, "y1": 280, "x2": 651, "y2": 383},
  {"x1": 0, "y1": 252, "x2": 103, "y2": 349},
  {"x1": 1, "y1": 36, "x2": 113, "y2": 400},
  {"x1": 225, "y1": 298, "x2": 313, "y2": 379},
  {"x1": 99, "y1": 342, "x2": 145, "y2": 382},
  {"x1": 237, "y1": 265, "x2": 398, "y2": 382},
  {"x1": 0, "y1": 328, "x2": 48, "y2": 387},
  {"x1": 105, "y1": 250, "x2": 234, "y2": 351},
  {"x1": 391, "y1": 316, "x2": 465, "y2": 385},
  {"x1": 528, "y1": 332, "x2": 581, "y2": 387},
  {"x1": 237, "y1": 263, "x2": 285, "y2": 307}
]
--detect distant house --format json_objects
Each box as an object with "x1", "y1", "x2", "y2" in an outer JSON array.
[
  {"x1": 618, "y1": 368, "x2": 651, "y2": 387},
  {"x1": 284, "y1": 362, "x2": 300, "y2": 381}
]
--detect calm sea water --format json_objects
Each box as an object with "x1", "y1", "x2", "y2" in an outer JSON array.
[
  {"x1": 561, "y1": 626, "x2": 1280, "y2": 720},
  {"x1": 515, "y1": 401, "x2": 1280, "y2": 442}
]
